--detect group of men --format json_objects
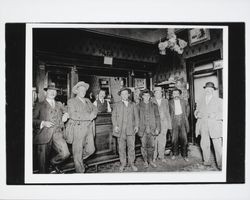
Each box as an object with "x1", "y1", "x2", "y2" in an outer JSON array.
[{"x1": 33, "y1": 80, "x2": 223, "y2": 173}]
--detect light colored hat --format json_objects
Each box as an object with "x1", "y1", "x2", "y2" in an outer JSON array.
[
  {"x1": 72, "y1": 81, "x2": 89, "y2": 94},
  {"x1": 44, "y1": 82, "x2": 59, "y2": 91},
  {"x1": 153, "y1": 86, "x2": 163, "y2": 92}
]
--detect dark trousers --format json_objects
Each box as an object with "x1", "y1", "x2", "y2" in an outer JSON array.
[
  {"x1": 141, "y1": 132, "x2": 155, "y2": 163},
  {"x1": 172, "y1": 115, "x2": 188, "y2": 157},
  {"x1": 37, "y1": 130, "x2": 70, "y2": 173}
]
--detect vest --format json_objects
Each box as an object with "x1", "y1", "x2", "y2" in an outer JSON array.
[{"x1": 97, "y1": 99, "x2": 108, "y2": 113}]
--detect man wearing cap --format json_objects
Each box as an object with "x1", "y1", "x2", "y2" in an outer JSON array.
[
  {"x1": 138, "y1": 89, "x2": 161, "y2": 168},
  {"x1": 169, "y1": 88, "x2": 190, "y2": 162},
  {"x1": 64, "y1": 81, "x2": 98, "y2": 173},
  {"x1": 152, "y1": 87, "x2": 172, "y2": 163},
  {"x1": 195, "y1": 82, "x2": 223, "y2": 169},
  {"x1": 33, "y1": 83, "x2": 70, "y2": 173},
  {"x1": 112, "y1": 87, "x2": 139, "y2": 172},
  {"x1": 93, "y1": 89, "x2": 111, "y2": 113}
]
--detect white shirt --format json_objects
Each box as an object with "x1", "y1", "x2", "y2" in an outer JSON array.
[
  {"x1": 93, "y1": 98, "x2": 112, "y2": 112},
  {"x1": 205, "y1": 95, "x2": 213, "y2": 105},
  {"x1": 46, "y1": 98, "x2": 55, "y2": 108},
  {"x1": 156, "y1": 98, "x2": 162, "y2": 106},
  {"x1": 174, "y1": 99, "x2": 183, "y2": 115},
  {"x1": 122, "y1": 100, "x2": 129, "y2": 107}
]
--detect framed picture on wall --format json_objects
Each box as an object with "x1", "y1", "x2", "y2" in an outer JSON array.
[
  {"x1": 188, "y1": 28, "x2": 211, "y2": 46},
  {"x1": 134, "y1": 78, "x2": 146, "y2": 89}
]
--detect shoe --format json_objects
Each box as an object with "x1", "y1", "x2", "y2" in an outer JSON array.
[
  {"x1": 143, "y1": 162, "x2": 149, "y2": 168},
  {"x1": 119, "y1": 165, "x2": 126, "y2": 172},
  {"x1": 131, "y1": 165, "x2": 138, "y2": 172},
  {"x1": 171, "y1": 155, "x2": 176, "y2": 160},
  {"x1": 161, "y1": 158, "x2": 167, "y2": 163},
  {"x1": 183, "y1": 157, "x2": 189, "y2": 162},
  {"x1": 149, "y1": 161, "x2": 157, "y2": 168},
  {"x1": 50, "y1": 162, "x2": 63, "y2": 174},
  {"x1": 203, "y1": 161, "x2": 211, "y2": 166}
]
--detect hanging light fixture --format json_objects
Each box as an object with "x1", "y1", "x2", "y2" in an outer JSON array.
[{"x1": 158, "y1": 28, "x2": 187, "y2": 55}]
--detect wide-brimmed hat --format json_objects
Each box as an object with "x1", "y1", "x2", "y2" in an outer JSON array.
[
  {"x1": 203, "y1": 82, "x2": 217, "y2": 90},
  {"x1": 72, "y1": 81, "x2": 89, "y2": 94},
  {"x1": 172, "y1": 87, "x2": 182, "y2": 94},
  {"x1": 140, "y1": 89, "x2": 153, "y2": 97},
  {"x1": 44, "y1": 82, "x2": 59, "y2": 91},
  {"x1": 118, "y1": 87, "x2": 131, "y2": 95}
]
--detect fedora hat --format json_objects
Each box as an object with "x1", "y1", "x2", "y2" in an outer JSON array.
[
  {"x1": 118, "y1": 87, "x2": 131, "y2": 96},
  {"x1": 203, "y1": 82, "x2": 217, "y2": 90},
  {"x1": 172, "y1": 87, "x2": 182, "y2": 94},
  {"x1": 72, "y1": 81, "x2": 89, "y2": 94},
  {"x1": 140, "y1": 88, "x2": 153, "y2": 97},
  {"x1": 44, "y1": 82, "x2": 59, "y2": 91}
]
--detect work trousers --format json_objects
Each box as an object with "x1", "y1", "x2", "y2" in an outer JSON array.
[
  {"x1": 200, "y1": 122, "x2": 222, "y2": 168},
  {"x1": 37, "y1": 129, "x2": 70, "y2": 173},
  {"x1": 172, "y1": 115, "x2": 188, "y2": 157},
  {"x1": 118, "y1": 132, "x2": 135, "y2": 167},
  {"x1": 72, "y1": 122, "x2": 95, "y2": 173},
  {"x1": 141, "y1": 132, "x2": 155, "y2": 163},
  {"x1": 153, "y1": 130, "x2": 167, "y2": 160}
]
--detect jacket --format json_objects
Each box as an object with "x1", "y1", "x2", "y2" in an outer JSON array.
[
  {"x1": 137, "y1": 101, "x2": 161, "y2": 137},
  {"x1": 111, "y1": 101, "x2": 139, "y2": 137},
  {"x1": 33, "y1": 100, "x2": 66, "y2": 144}
]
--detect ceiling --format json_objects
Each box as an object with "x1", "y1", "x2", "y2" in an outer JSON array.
[{"x1": 84, "y1": 28, "x2": 183, "y2": 44}]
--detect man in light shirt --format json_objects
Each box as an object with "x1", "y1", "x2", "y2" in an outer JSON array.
[
  {"x1": 169, "y1": 88, "x2": 190, "y2": 162},
  {"x1": 93, "y1": 89, "x2": 111, "y2": 113},
  {"x1": 33, "y1": 83, "x2": 70, "y2": 173}
]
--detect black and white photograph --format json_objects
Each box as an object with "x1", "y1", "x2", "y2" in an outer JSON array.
[
  {"x1": 1, "y1": 0, "x2": 249, "y2": 200},
  {"x1": 28, "y1": 25, "x2": 226, "y2": 180}
]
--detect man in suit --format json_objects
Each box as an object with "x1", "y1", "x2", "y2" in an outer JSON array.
[
  {"x1": 112, "y1": 87, "x2": 139, "y2": 172},
  {"x1": 93, "y1": 89, "x2": 111, "y2": 113},
  {"x1": 194, "y1": 82, "x2": 223, "y2": 170},
  {"x1": 33, "y1": 83, "x2": 70, "y2": 173},
  {"x1": 138, "y1": 89, "x2": 161, "y2": 168},
  {"x1": 169, "y1": 88, "x2": 190, "y2": 162},
  {"x1": 152, "y1": 87, "x2": 172, "y2": 163},
  {"x1": 64, "y1": 81, "x2": 98, "y2": 173}
]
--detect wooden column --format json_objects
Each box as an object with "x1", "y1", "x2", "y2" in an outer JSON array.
[
  {"x1": 70, "y1": 65, "x2": 78, "y2": 98},
  {"x1": 36, "y1": 63, "x2": 46, "y2": 102}
]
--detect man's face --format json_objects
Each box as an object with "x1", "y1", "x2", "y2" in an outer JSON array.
[
  {"x1": 120, "y1": 90, "x2": 129, "y2": 101},
  {"x1": 142, "y1": 93, "x2": 151, "y2": 103},
  {"x1": 172, "y1": 90, "x2": 180, "y2": 99},
  {"x1": 77, "y1": 86, "x2": 87, "y2": 98},
  {"x1": 99, "y1": 90, "x2": 106, "y2": 100},
  {"x1": 154, "y1": 90, "x2": 162, "y2": 99},
  {"x1": 46, "y1": 89, "x2": 57, "y2": 100},
  {"x1": 205, "y1": 87, "x2": 214, "y2": 96}
]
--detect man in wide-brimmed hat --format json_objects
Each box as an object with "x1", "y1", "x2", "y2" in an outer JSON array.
[
  {"x1": 194, "y1": 82, "x2": 223, "y2": 170},
  {"x1": 169, "y1": 87, "x2": 190, "y2": 162},
  {"x1": 33, "y1": 83, "x2": 70, "y2": 173},
  {"x1": 64, "y1": 81, "x2": 98, "y2": 173},
  {"x1": 152, "y1": 87, "x2": 172, "y2": 163},
  {"x1": 137, "y1": 89, "x2": 161, "y2": 168},
  {"x1": 112, "y1": 87, "x2": 139, "y2": 172}
]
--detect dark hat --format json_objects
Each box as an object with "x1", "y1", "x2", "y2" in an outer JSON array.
[
  {"x1": 203, "y1": 82, "x2": 217, "y2": 90},
  {"x1": 44, "y1": 82, "x2": 59, "y2": 91},
  {"x1": 72, "y1": 81, "x2": 90, "y2": 94},
  {"x1": 172, "y1": 87, "x2": 182, "y2": 94},
  {"x1": 140, "y1": 89, "x2": 153, "y2": 97},
  {"x1": 118, "y1": 87, "x2": 131, "y2": 95}
]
